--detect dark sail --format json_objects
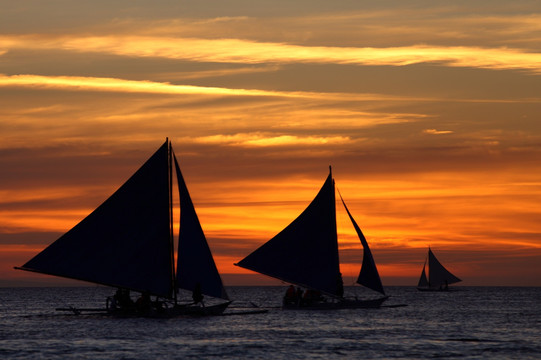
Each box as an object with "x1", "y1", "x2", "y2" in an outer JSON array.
[
  {"x1": 236, "y1": 170, "x2": 342, "y2": 296},
  {"x1": 338, "y1": 192, "x2": 385, "y2": 295},
  {"x1": 174, "y1": 153, "x2": 229, "y2": 300},
  {"x1": 427, "y1": 248, "x2": 461, "y2": 288},
  {"x1": 17, "y1": 141, "x2": 174, "y2": 298},
  {"x1": 417, "y1": 260, "x2": 429, "y2": 288}
]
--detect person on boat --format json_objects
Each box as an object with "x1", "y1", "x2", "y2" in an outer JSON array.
[
  {"x1": 283, "y1": 285, "x2": 296, "y2": 305},
  {"x1": 295, "y1": 287, "x2": 304, "y2": 306},
  {"x1": 192, "y1": 282, "x2": 204, "y2": 305},
  {"x1": 107, "y1": 295, "x2": 117, "y2": 311},
  {"x1": 136, "y1": 291, "x2": 151, "y2": 314},
  {"x1": 336, "y1": 273, "x2": 344, "y2": 298},
  {"x1": 113, "y1": 288, "x2": 134, "y2": 310},
  {"x1": 303, "y1": 289, "x2": 323, "y2": 305}
]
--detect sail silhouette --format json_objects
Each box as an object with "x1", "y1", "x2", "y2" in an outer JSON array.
[
  {"x1": 236, "y1": 171, "x2": 340, "y2": 296},
  {"x1": 417, "y1": 247, "x2": 461, "y2": 291},
  {"x1": 236, "y1": 167, "x2": 388, "y2": 309},
  {"x1": 338, "y1": 190, "x2": 385, "y2": 296},
  {"x1": 174, "y1": 155, "x2": 229, "y2": 301},
  {"x1": 16, "y1": 139, "x2": 230, "y2": 315}
]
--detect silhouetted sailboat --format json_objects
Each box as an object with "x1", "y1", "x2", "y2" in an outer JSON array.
[
  {"x1": 417, "y1": 247, "x2": 461, "y2": 291},
  {"x1": 235, "y1": 167, "x2": 388, "y2": 309},
  {"x1": 15, "y1": 139, "x2": 230, "y2": 316}
]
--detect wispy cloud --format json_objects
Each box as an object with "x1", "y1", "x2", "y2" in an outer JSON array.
[
  {"x1": 423, "y1": 129, "x2": 454, "y2": 135},
  {"x1": 0, "y1": 74, "x2": 279, "y2": 97},
  {"x1": 2, "y1": 74, "x2": 536, "y2": 107},
  {"x1": 0, "y1": 73, "x2": 440, "y2": 106},
  {"x1": 191, "y1": 133, "x2": 351, "y2": 147},
  {"x1": 2, "y1": 35, "x2": 541, "y2": 73}
]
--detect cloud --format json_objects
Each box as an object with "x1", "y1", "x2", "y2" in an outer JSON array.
[
  {"x1": 423, "y1": 129, "x2": 454, "y2": 135},
  {"x1": 0, "y1": 73, "x2": 279, "y2": 97},
  {"x1": 190, "y1": 133, "x2": 351, "y2": 147},
  {"x1": 0, "y1": 73, "x2": 449, "y2": 107},
  {"x1": 2, "y1": 35, "x2": 541, "y2": 73},
  {"x1": 0, "y1": 73, "x2": 406, "y2": 102}
]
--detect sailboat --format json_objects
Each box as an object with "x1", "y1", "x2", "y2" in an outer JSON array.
[
  {"x1": 417, "y1": 247, "x2": 461, "y2": 291},
  {"x1": 15, "y1": 139, "x2": 231, "y2": 316},
  {"x1": 235, "y1": 167, "x2": 388, "y2": 309}
]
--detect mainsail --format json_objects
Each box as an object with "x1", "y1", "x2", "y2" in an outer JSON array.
[
  {"x1": 236, "y1": 170, "x2": 341, "y2": 296},
  {"x1": 16, "y1": 141, "x2": 174, "y2": 298},
  {"x1": 338, "y1": 191, "x2": 385, "y2": 296},
  {"x1": 174, "y1": 154, "x2": 229, "y2": 301},
  {"x1": 236, "y1": 167, "x2": 386, "y2": 300},
  {"x1": 418, "y1": 247, "x2": 461, "y2": 289},
  {"x1": 16, "y1": 140, "x2": 229, "y2": 304}
]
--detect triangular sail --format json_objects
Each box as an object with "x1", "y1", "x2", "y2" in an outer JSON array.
[
  {"x1": 417, "y1": 260, "x2": 429, "y2": 287},
  {"x1": 428, "y1": 248, "x2": 461, "y2": 288},
  {"x1": 236, "y1": 170, "x2": 342, "y2": 296},
  {"x1": 174, "y1": 153, "x2": 229, "y2": 301},
  {"x1": 17, "y1": 141, "x2": 174, "y2": 298},
  {"x1": 338, "y1": 192, "x2": 385, "y2": 295}
]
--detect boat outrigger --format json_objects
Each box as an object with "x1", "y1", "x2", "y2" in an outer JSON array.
[
  {"x1": 15, "y1": 139, "x2": 233, "y2": 317},
  {"x1": 236, "y1": 167, "x2": 389, "y2": 309}
]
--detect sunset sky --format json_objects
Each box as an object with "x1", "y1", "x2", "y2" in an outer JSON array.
[{"x1": 1, "y1": 0, "x2": 540, "y2": 287}]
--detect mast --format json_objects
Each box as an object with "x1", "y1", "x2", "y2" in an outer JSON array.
[
  {"x1": 168, "y1": 138, "x2": 177, "y2": 303},
  {"x1": 330, "y1": 166, "x2": 341, "y2": 294}
]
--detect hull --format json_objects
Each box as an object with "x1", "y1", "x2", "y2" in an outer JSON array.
[
  {"x1": 283, "y1": 296, "x2": 388, "y2": 310},
  {"x1": 172, "y1": 301, "x2": 231, "y2": 316},
  {"x1": 417, "y1": 287, "x2": 457, "y2": 292},
  {"x1": 106, "y1": 301, "x2": 231, "y2": 318}
]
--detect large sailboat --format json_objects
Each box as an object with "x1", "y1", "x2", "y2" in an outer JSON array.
[
  {"x1": 417, "y1": 247, "x2": 461, "y2": 291},
  {"x1": 235, "y1": 167, "x2": 388, "y2": 309},
  {"x1": 15, "y1": 139, "x2": 231, "y2": 316}
]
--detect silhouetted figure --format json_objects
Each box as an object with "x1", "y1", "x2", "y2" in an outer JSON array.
[
  {"x1": 303, "y1": 289, "x2": 323, "y2": 305},
  {"x1": 192, "y1": 282, "x2": 204, "y2": 305},
  {"x1": 114, "y1": 288, "x2": 134, "y2": 309},
  {"x1": 295, "y1": 287, "x2": 304, "y2": 306},
  {"x1": 336, "y1": 273, "x2": 344, "y2": 297},
  {"x1": 283, "y1": 285, "x2": 296, "y2": 305},
  {"x1": 136, "y1": 291, "x2": 151, "y2": 314}
]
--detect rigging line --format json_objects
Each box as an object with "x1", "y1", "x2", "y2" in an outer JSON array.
[{"x1": 168, "y1": 140, "x2": 177, "y2": 303}]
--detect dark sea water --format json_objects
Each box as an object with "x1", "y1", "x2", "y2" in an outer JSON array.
[{"x1": 0, "y1": 286, "x2": 540, "y2": 359}]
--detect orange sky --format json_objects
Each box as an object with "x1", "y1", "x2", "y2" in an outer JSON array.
[{"x1": 1, "y1": 0, "x2": 541, "y2": 287}]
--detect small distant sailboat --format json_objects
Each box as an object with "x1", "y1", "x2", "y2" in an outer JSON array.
[
  {"x1": 417, "y1": 247, "x2": 461, "y2": 291},
  {"x1": 15, "y1": 139, "x2": 231, "y2": 316},
  {"x1": 235, "y1": 167, "x2": 388, "y2": 309}
]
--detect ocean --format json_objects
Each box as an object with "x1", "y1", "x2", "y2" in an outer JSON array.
[{"x1": 0, "y1": 286, "x2": 540, "y2": 359}]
